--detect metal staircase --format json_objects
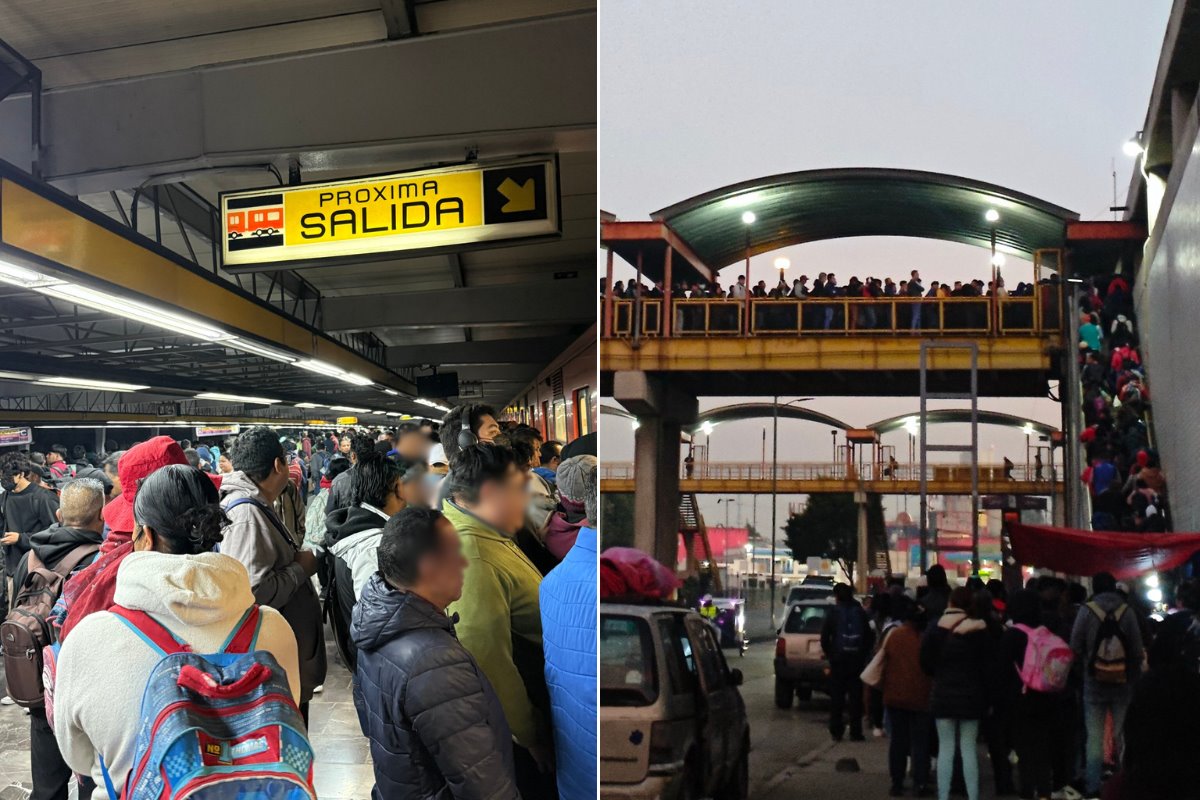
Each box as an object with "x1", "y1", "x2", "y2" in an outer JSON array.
[{"x1": 679, "y1": 493, "x2": 722, "y2": 590}]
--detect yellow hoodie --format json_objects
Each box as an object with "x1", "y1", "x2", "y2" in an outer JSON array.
[{"x1": 443, "y1": 499, "x2": 546, "y2": 749}]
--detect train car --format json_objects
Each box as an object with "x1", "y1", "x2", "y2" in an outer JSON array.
[
  {"x1": 504, "y1": 324, "x2": 596, "y2": 444},
  {"x1": 226, "y1": 206, "x2": 284, "y2": 238}
]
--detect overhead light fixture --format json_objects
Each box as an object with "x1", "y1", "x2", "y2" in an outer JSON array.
[
  {"x1": 224, "y1": 338, "x2": 297, "y2": 363},
  {"x1": 991, "y1": 254, "x2": 1006, "y2": 267},
  {"x1": 1123, "y1": 137, "x2": 1144, "y2": 157},
  {"x1": 382, "y1": 389, "x2": 399, "y2": 396},
  {"x1": 741, "y1": 211, "x2": 756, "y2": 225},
  {"x1": 294, "y1": 402, "x2": 322, "y2": 409},
  {"x1": 414, "y1": 398, "x2": 451, "y2": 413},
  {"x1": 774, "y1": 257, "x2": 790, "y2": 272},
  {"x1": 385, "y1": 412, "x2": 402, "y2": 417},
  {"x1": 0, "y1": 259, "x2": 62, "y2": 289},
  {"x1": 40, "y1": 283, "x2": 231, "y2": 342},
  {"x1": 330, "y1": 405, "x2": 371, "y2": 413},
  {"x1": 295, "y1": 359, "x2": 373, "y2": 386},
  {"x1": 984, "y1": 209, "x2": 1000, "y2": 223},
  {"x1": 195, "y1": 392, "x2": 280, "y2": 405},
  {"x1": 1022, "y1": 424, "x2": 1035, "y2": 436},
  {"x1": 700, "y1": 421, "x2": 714, "y2": 435},
  {"x1": 35, "y1": 376, "x2": 149, "y2": 393},
  {"x1": 631, "y1": 419, "x2": 640, "y2": 431}
]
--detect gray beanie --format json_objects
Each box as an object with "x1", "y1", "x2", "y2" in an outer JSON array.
[{"x1": 557, "y1": 454, "x2": 598, "y2": 523}]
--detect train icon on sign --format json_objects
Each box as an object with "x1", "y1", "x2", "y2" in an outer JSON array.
[{"x1": 225, "y1": 194, "x2": 285, "y2": 252}]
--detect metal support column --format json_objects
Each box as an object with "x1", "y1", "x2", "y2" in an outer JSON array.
[{"x1": 919, "y1": 340, "x2": 980, "y2": 573}]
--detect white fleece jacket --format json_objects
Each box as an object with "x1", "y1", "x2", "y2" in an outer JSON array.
[{"x1": 52, "y1": 551, "x2": 301, "y2": 794}]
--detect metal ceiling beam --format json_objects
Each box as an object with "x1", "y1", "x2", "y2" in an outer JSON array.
[
  {"x1": 385, "y1": 335, "x2": 575, "y2": 368},
  {"x1": 0, "y1": 13, "x2": 596, "y2": 194},
  {"x1": 323, "y1": 278, "x2": 591, "y2": 332}
]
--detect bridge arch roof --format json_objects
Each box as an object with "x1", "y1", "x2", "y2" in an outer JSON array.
[{"x1": 652, "y1": 168, "x2": 1078, "y2": 270}]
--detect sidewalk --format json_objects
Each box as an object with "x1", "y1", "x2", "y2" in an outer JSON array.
[{"x1": 758, "y1": 732, "x2": 1007, "y2": 800}]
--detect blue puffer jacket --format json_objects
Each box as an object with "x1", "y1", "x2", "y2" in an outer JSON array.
[
  {"x1": 539, "y1": 527, "x2": 598, "y2": 800},
  {"x1": 351, "y1": 573, "x2": 518, "y2": 800}
]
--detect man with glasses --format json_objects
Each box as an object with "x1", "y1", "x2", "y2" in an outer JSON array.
[{"x1": 442, "y1": 443, "x2": 556, "y2": 798}]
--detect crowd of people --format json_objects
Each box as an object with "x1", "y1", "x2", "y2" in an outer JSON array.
[
  {"x1": 1076, "y1": 274, "x2": 1167, "y2": 532},
  {"x1": 603, "y1": 271, "x2": 1062, "y2": 333},
  {"x1": 0, "y1": 408, "x2": 598, "y2": 800},
  {"x1": 824, "y1": 565, "x2": 1200, "y2": 800}
]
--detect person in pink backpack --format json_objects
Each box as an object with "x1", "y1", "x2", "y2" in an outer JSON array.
[{"x1": 1002, "y1": 590, "x2": 1074, "y2": 800}]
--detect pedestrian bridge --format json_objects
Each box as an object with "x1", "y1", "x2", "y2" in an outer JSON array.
[
  {"x1": 599, "y1": 460, "x2": 1062, "y2": 497},
  {"x1": 600, "y1": 295, "x2": 1064, "y2": 396}
]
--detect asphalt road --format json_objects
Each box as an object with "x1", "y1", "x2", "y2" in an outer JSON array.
[{"x1": 733, "y1": 641, "x2": 1003, "y2": 799}]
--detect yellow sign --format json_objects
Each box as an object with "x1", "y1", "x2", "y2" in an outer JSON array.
[
  {"x1": 195, "y1": 425, "x2": 240, "y2": 439},
  {"x1": 220, "y1": 156, "x2": 558, "y2": 269},
  {"x1": 336, "y1": 416, "x2": 359, "y2": 425}
]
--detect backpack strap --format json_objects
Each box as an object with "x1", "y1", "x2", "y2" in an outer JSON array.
[
  {"x1": 222, "y1": 497, "x2": 298, "y2": 549},
  {"x1": 108, "y1": 606, "x2": 191, "y2": 658},
  {"x1": 51, "y1": 544, "x2": 99, "y2": 581},
  {"x1": 99, "y1": 754, "x2": 118, "y2": 800},
  {"x1": 220, "y1": 606, "x2": 263, "y2": 654}
]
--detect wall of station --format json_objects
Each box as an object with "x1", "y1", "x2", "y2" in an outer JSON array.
[{"x1": 1135, "y1": 130, "x2": 1200, "y2": 531}]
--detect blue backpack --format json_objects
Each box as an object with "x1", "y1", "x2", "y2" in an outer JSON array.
[{"x1": 101, "y1": 605, "x2": 316, "y2": 800}]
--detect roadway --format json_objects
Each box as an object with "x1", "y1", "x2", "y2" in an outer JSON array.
[{"x1": 735, "y1": 643, "x2": 1005, "y2": 800}]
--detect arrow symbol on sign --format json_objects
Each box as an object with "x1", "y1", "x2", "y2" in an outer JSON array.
[{"x1": 497, "y1": 177, "x2": 536, "y2": 213}]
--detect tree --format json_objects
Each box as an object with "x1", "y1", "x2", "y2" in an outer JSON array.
[
  {"x1": 783, "y1": 492, "x2": 887, "y2": 583},
  {"x1": 600, "y1": 492, "x2": 636, "y2": 549}
]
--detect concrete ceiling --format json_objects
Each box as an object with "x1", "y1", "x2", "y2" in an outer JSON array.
[{"x1": 0, "y1": 2, "x2": 597, "y2": 410}]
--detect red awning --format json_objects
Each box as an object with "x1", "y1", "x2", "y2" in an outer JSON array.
[{"x1": 1009, "y1": 523, "x2": 1200, "y2": 579}]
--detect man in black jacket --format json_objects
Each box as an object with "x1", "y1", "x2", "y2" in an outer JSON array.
[
  {"x1": 13, "y1": 477, "x2": 103, "y2": 800},
  {"x1": 351, "y1": 506, "x2": 518, "y2": 800},
  {"x1": 821, "y1": 583, "x2": 875, "y2": 741},
  {"x1": 0, "y1": 453, "x2": 59, "y2": 612}
]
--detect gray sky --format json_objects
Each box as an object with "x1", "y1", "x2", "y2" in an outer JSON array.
[{"x1": 599, "y1": 1, "x2": 1173, "y2": 527}]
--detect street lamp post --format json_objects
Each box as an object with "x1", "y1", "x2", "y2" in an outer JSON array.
[
  {"x1": 986, "y1": 208, "x2": 1000, "y2": 331},
  {"x1": 742, "y1": 211, "x2": 755, "y2": 333},
  {"x1": 774, "y1": 256, "x2": 790, "y2": 294},
  {"x1": 770, "y1": 396, "x2": 815, "y2": 626}
]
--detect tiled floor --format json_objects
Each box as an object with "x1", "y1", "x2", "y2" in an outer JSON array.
[{"x1": 0, "y1": 628, "x2": 374, "y2": 799}]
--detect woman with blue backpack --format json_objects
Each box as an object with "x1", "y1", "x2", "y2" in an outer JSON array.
[{"x1": 52, "y1": 464, "x2": 310, "y2": 799}]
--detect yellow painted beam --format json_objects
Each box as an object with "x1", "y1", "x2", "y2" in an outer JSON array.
[
  {"x1": 601, "y1": 477, "x2": 1062, "y2": 496},
  {"x1": 0, "y1": 410, "x2": 325, "y2": 425},
  {"x1": 0, "y1": 176, "x2": 413, "y2": 393},
  {"x1": 600, "y1": 335, "x2": 1056, "y2": 372}
]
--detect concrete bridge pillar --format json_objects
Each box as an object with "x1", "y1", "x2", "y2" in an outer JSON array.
[{"x1": 614, "y1": 371, "x2": 698, "y2": 570}]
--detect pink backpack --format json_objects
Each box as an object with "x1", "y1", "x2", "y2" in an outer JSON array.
[{"x1": 1013, "y1": 624, "x2": 1073, "y2": 693}]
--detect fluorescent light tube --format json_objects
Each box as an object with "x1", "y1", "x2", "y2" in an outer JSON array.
[
  {"x1": 195, "y1": 392, "x2": 280, "y2": 405},
  {"x1": 295, "y1": 359, "x2": 374, "y2": 386},
  {"x1": 36, "y1": 376, "x2": 149, "y2": 392},
  {"x1": 225, "y1": 338, "x2": 297, "y2": 363},
  {"x1": 39, "y1": 283, "x2": 231, "y2": 342}
]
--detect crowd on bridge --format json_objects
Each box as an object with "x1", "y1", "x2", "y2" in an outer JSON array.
[
  {"x1": 0, "y1": 410, "x2": 598, "y2": 799},
  {"x1": 604, "y1": 270, "x2": 1063, "y2": 333},
  {"x1": 825, "y1": 565, "x2": 1200, "y2": 800},
  {"x1": 1075, "y1": 274, "x2": 1167, "y2": 533}
]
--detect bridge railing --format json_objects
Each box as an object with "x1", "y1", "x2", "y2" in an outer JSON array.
[
  {"x1": 601, "y1": 460, "x2": 1061, "y2": 484},
  {"x1": 604, "y1": 288, "x2": 1063, "y2": 339}
]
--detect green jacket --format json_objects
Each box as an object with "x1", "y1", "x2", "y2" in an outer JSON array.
[{"x1": 443, "y1": 499, "x2": 546, "y2": 748}]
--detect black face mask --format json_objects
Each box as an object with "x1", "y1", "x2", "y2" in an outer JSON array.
[{"x1": 0, "y1": 477, "x2": 15, "y2": 493}]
